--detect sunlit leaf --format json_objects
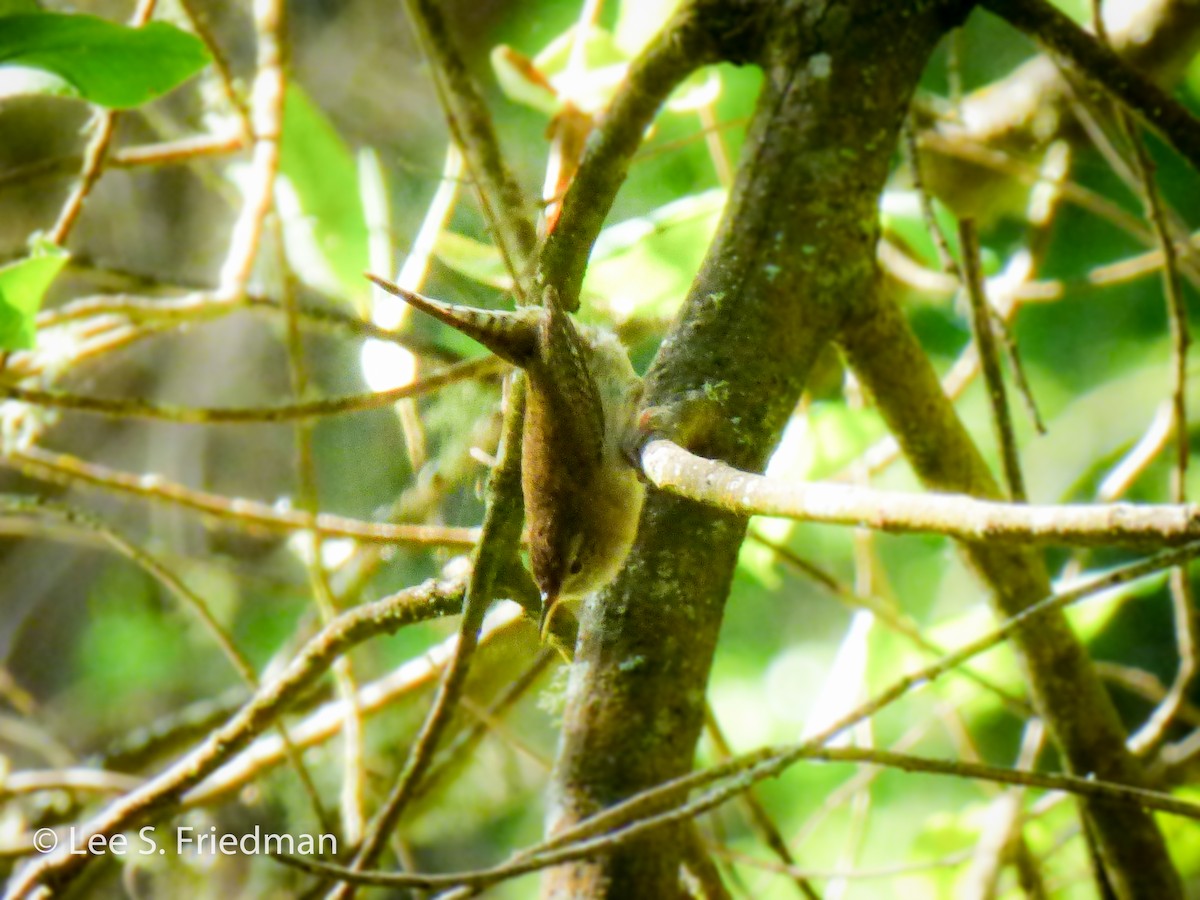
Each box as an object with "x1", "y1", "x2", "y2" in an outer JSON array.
[
  {"x1": 614, "y1": 0, "x2": 683, "y2": 56},
  {"x1": 0, "y1": 13, "x2": 209, "y2": 108},
  {"x1": 0, "y1": 243, "x2": 68, "y2": 350},
  {"x1": 490, "y1": 44, "x2": 559, "y2": 116},
  {"x1": 881, "y1": 189, "x2": 1000, "y2": 274},
  {"x1": 494, "y1": 25, "x2": 629, "y2": 115},
  {"x1": 0, "y1": 64, "x2": 73, "y2": 99},
  {"x1": 277, "y1": 84, "x2": 369, "y2": 305},
  {"x1": 584, "y1": 187, "x2": 725, "y2": 319},
  {"x1": 433, "y1": 230, "x2": 513, "y2": 290},
  {"x1": 666, "y1": 67, "x2": 721, "y2": 112},
  {"x1": 532, "y1": 24, "x2": 627, "y2": 78}
]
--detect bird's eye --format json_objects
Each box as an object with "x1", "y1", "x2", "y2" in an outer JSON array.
[{"x1": 569, "y1": 558, "x2": 583, "y2": 575}]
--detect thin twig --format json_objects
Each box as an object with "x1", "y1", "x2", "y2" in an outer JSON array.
[
  {"x1": 47, "y1": 0, "x2": 153, "y2": 237},
  {"x1": 45, "y1": 0, "x2": 159, "y2": 243},
  {"x1": 749, "y1": 530, "x2": 1029, "y2": 715},
  {"x1": 368, "y1": 142, "x2": 464, "y2": 470},
  {"x1": 3, "y1": 496, "x2": 337, "y2": 836},
  {"x1": 177, "y1": 604, "x2": 531, "y2": 809},
  {"x1": 1099, "y1": 401, "x2": 1174, "y2": 503},
  {"x1": 413, "y1": 645, "x2": 556, "y2": 804},
  {"x1": 418, "y1": 543, "x2": 1200, "y2": 899},
  {"x1": 177, "y1": 0, "x2": 253, "y2": 137},
  {"x1": 2, "y1": 571, "x2": 468, "y2": 897},
  {"x1": 322, "y1": 1, "x2": 541, "y2": 892},
  {"x1": 1087, "y1": 0, "x2": 1199, "y2": 756},
  {"x1": 33, "y1": 290, "x2": 464, "y2": 363},
  {"x1": 537, "y1": 0, "x2": 727, "y2": 308},
  {"x1": 0, "y1": 768, "x2": 144, "y2": 799},
  {"x1": 904, "y1": 121, "x2": 959, "y2": 274},
  {"x1": 399, "y1": 0, "x2": 537, "y2": 291},
  {"x1": 216, "y1": 0, "x2": 285, "y2": 299},
  {"x1": 988, "y1": 312, "x2": 1046, "y2": 436},
  {"x1": 0, "y1": 496, "x2": 251, "y2": 679},
  {"x1": 2, "y1": 356, "x2": 502, "y2": 423},
  {"x1": 262, "y1": 0, "x2": 366, "y2": 830},
  {"x1": 855, "y1": 249, "x2": 1039, "y2": 480},
  {"x1": 709, "y1": 843, "x2": 974, "y2": 883},
  {"x1": 909, "y1": 129, "x2": 1173, "y2": 270},
  {"x1": 326, "y1": 382, "x2": 528, "y2": 900},
  {"x1": 114, "y1": 132, "x2": 247, "y2": 167},
  {"x1": 1095, "y1": 662, "x2": 1200, "y2": 730},
  {"x1": 958, "y1": 219, "x2": 1026, "y2": 501},
  {"x1": 703, "y1": 706, "x2": 821, "y2": 900},
  {"x1": 272, "y1": 737, "x2": 1200, "y2": 894},
  {"x1": 0, "y1": 445, "x2": 479, "y2": 547},
  {"x1": 983, "y1": 0, "x2": 1200, "y2": 172},
  {"x1": 0, "y1": 133, "x2": 247, "y2": 190}
]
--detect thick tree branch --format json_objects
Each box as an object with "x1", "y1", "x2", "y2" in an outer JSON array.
[
  {"x1": 840, "y1": 285, "x2": 1181, "y2": 895},
  {"x1": 536, "y1": 0, "x2": 762, "y2": 309},
  {"x1": 542, "y1": 1, "x2": 970, "y2": 895}
]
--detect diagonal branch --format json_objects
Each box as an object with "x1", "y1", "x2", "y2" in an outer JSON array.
[
  {"x1": 982, "y1": 0, "x2": 1200, "y2": 172},
  {"x1": 401, "y1": 0, "x2": 538, "y2": 286},
  {"x1": 2, "y1": 571, "x2": 468, "y2": 897},
  {"x1": 536, "y1": 0, "x2": 757, "y2": 309},
  {"x1": 839, "y1": 270, "x2": 1181, "y2": 896}
]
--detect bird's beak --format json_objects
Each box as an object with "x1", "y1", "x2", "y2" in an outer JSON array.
[{"x1": 539, "y1": 591, "x2": 560, "y2": 642}]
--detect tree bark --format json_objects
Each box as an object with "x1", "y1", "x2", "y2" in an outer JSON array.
[{"x1": 542, "y1": 2, "x2": 974, "y2": 895}]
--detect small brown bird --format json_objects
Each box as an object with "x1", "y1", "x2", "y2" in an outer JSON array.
[{"x1": 365, "y1": 275, "x2": 646, "y2": 634}]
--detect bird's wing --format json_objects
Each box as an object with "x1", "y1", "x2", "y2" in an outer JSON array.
[{"x1": 537, "y1": 285, "x2": 605, "y2": 465}]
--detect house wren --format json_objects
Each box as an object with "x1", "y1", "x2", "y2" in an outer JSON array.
[{"x1": 365, "y1": 275, "x2": 646, "y2": 633}]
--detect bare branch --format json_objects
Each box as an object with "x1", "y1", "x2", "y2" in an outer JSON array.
[
  {"x1": 2, "y1": 356, "x2": 503, "y2": 424},
  {"x1": 4, "y1": 571, "x2": 467, "y2": 897},
  {"x1": 641, "y1": 437, "x2": 1200, "y2": 547},
  {"x1": 983, "y1": 0, "x2": 1200, "y2": 173},
  {"x1": 1, "y1": 446, "x2": 479, "y2": 547}
]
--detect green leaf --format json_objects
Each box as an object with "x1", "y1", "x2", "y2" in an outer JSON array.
[
  {"x1": 881, "y1": 189, "x2": 1000, "y2": 274},
  {"x1": 583, "y1": 188, "x2": 725, "y2": 319},
  {"x1": 433, "y1": 230, "x2": 513, "y2": 290},
  {"x1": 490, "y1": 45, "x2": 559, "y2": 117},
  {"x1": 277, "y1": 84, "x2": 369, "y2": 305},
  {"x1": 533, "y1": 24, "x2": 627, "y2": 76},
  {"x1": 0, "y1": 13, "x2": 210, "y2": 108},
  {"x1": 493, "y1": 26, "x2": 630, "y2": 116},
  {"x1": 0, "y1": 244, "x2": 68, "y2": 350},
  {"x1": 666, "y1": 67, "x2": 721, "y2": 113}
]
